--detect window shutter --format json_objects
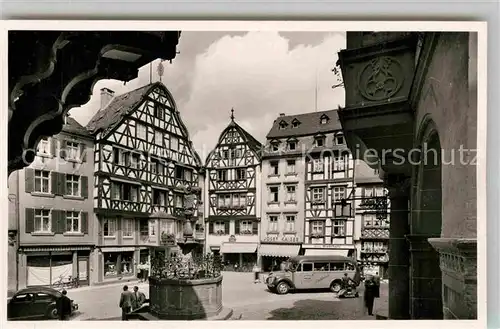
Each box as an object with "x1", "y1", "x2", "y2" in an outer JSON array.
[
  {"x1": 51, "y1": 172, "x2": 60, "y2": 195},
  {"x1": 25, "y1": 208, "x2": 35, "y2": 233},
  {"x1": 60, "y1": 140, "x2": 67, "y2": 159},
  {"x1": 53, "y1": 210, "x2": 64, "y2": 234},
  {"x1": 80, "y1": 143, "x2": 87, "y2": 162},
  {"x1": 209, "y1": 222, "x2": 214, "y2": 234},
  {"x1": 57, "y1": 172, "x2": 66, "y2": 196},
  {"x1": 25, "y1": 168, "x2": 34, "y2": 193},
  {"x1": 50, "y1": 138, "x2": 57, "y2": 157},
  {"x1": 81, "y1": 212, "x2": 88, "y2": 234},
  {"x1": 252, "y1": 222, "x2": 258, "y2": 235},
  {"x1": 81, "y1": 176, "x2": 89, "y2": 198},
  {"x1": 224, "y1": 221, "x2": 229, "y2": 235},
  {"x1": 235, "y1": 220, "x2": 240, "y2": 235}
]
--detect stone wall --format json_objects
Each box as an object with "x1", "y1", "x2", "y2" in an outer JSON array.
[
  {"x1": 149, "y1": 276, "x2": 223, "y2": 320},
  {"x1": 415, "y1": 32, "x2": 477, "y2": 319}
]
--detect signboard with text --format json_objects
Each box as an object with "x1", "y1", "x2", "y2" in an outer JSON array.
[
  {"x1": 262, "y1": 235, "x2": 301, "y2": 243},
  {"x1": 302, "y1": 244, "x2": 355, "y2": 249}
]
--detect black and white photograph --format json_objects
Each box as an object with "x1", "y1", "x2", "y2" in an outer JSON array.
[{"x1": 3, "y1": 21, "x2": 486, "y2": 324}]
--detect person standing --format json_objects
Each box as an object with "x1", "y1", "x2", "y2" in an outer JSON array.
[
  {"x1": 132, "y1": 286, "x2": 146, "y2": 310},
  {"x1": 119, "y1": 285, "x2": 134, "y2": 320},
  {"x1": 373, "y1": 272, "x2": 381, "y2": 298},
  {"x1": 56, "y1": 289, "x2": 72, "y2": 320},
  {"x1": 252, "y1": 263, "x2": 261, "y2": 283},
  {"x1": 363, "y1": 275, "x2": 377, "y2": 316}
]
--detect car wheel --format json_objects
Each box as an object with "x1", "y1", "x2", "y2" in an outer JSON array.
[
  {"x1": 276, "y1": 281, "x2": 290, "y2": 295},
  {"x1": 330, "y1": 281, "x2": 342, "y2": 293},
  {"x1": 47, "y1": 306, "x2": 58, "y2": 320}
]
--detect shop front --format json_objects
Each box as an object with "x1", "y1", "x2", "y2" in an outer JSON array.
[
  {"x1": 18, "y1": 246, "x2": 93, "y2": 288},
  {"x1": 258, "y1": 243, "x2": 301, "y2": 272},
  {"x1": 99, "y1": 247, "x2": 136, "y2": 282},
  {"x1": 220, "y1": 242, "x2": 258, "y2": 271}
]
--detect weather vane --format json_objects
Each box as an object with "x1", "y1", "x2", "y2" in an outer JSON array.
[{"x1": 230, "y1": 108, "x2": 235, "y2": 121}]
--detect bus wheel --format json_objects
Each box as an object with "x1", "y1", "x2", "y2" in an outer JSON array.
[
  {"x1": 330, "y1": 280, "x2": 342, "y2": 293},
  {"x1": 276, "y1": 281, "x2": 290, "y2": 295}
]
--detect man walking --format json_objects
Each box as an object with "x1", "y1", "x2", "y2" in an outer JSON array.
[
  {"x1": 119, "y1": 285, "x2": 133, "y2": 320},
  {"x1": 56, "y1": 289, "x2": 72, "y2": 320},
  {"x1": 132, "y1": 286, "x2": 146, "y2": 311}
]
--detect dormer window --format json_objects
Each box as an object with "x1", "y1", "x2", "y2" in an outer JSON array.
[
  {"x1": 314, "y1": 135, "x2": 325, "y2": 147},
  {"x1": 292, "y1": 119, "x2": 301, "y2": 128},
  {"x1": 320, "y1": 114, "x2": 329, "y2": 125},
  {"x1": 335, "y1": 133, "x2": 345, "y2": 145},
  {"x1": 279, "y1": 120, "x2": 288, "y2": 130},
  {"x1": 271, "y1": 141, "x2": 280, "y2": 152},
  {"x1": 287, "y1": 140, "x2": 297, "y2": 151}
]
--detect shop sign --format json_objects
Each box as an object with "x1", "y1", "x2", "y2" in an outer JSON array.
[
  {"x1": 263, "y1": 235, "x2": 300, "y2": 243},
  {"x1": 303, "y1": 244, "x2": 355, "y2": 249}
]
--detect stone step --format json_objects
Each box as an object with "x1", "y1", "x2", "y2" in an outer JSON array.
[{"x1": 135, "y1": 307, "x2": 234, "y2": 321}]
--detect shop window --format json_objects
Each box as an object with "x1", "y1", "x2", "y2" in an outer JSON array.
[
  {"x1": 104, "y1": 253, "x2": 119, "y2": 277},
  {"x1": 104, "y1": 252, "x2": 134, "y2": 277},
  {"x1": 34, "y1": 170, "x2": 50, "y2": 194},
  {"x1": 121, "y1": 253, "x2": 134, "y2": 275}
]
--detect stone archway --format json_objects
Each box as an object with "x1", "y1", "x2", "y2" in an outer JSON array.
[{"x1": 408, "y1": 117, "x2": 443, "y2": 319}]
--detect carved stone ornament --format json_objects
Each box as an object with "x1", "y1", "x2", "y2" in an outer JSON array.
[
  {"x1": 358, "y1": 56, "x2": 404, "y2": 101},
  {"x1": 386, "y1": 175, "x2": 412, "y2": 198},
  {"x1": 428, "y1": 238, "x2": 477, "y2": 279}
]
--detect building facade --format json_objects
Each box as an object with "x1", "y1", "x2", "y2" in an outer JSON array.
[
  {"x1": 338, "y1": 32, "x2": 477, "y2": 319},
  {"x1": 353, "y1": 160, "x2": 390, "y2": 279},
  {"x1": 86, "y1": 83, "x2": 204, "y2": 284},
  {"x1": 204, "y1": 111, "x2": 262, "y2": 270},
  {"x1": 259, "y1": 113, "x2": 306, "y2": 271},
  {"x1": 8, "y1": 116, "x2": 96, "y2": 289}
]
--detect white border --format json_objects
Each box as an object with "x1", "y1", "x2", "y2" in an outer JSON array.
[{"x1": 0, "y1": 20, "x2": 487, "y2": 329}]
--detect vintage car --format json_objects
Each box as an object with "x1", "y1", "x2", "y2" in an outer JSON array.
[{"x1": 7, "y1": 287, "x2": 78, "y2": 320}]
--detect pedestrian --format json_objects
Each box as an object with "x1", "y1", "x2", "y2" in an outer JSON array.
[
  {"x1": 132, "y1": 286, "x2": 146, "y2": 311},
  {"x1": 252, "y1": 263, "x2": 261, "y2": 283},
  {"x1": 374, "y1": 271, "x2": 381, "y2": 298},
  {"x1": 56, "y1": 289, "x2": 72, "y2": 320},
  {"x1": 119, "y1": 285, "x2": 134, "y2": 321},
  {"x1": 363, "y1": 275, "x2": 377, "y2": 316}
]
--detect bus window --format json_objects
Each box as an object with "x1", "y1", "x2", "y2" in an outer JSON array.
[
  {"x1": 313, "y1": 262, "x2": 329, "y2": 271},
  {"x1": 302, "y1": 263, "x2": 313, "y2": 272},
  {"x1": 329, "y1": 262, "x2": 345, "y2": 271}
]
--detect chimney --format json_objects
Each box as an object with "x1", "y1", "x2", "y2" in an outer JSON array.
[
  {"x1": 279, "y1": 113, "x2": 285, "y2": 117},
  {"x1": 100, "y1": 88, "x2": 115, "y2": 109}
]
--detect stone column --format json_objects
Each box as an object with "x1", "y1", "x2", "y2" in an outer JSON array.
[
  {"x1": 386, "y1": 175, "x2": 411, "y2": 319},
  {"x1": 406, "y1": 234, "x2": 443, "y2": 319},
  {"x1": 428, "y1": 238, "x2": 477, "y2": 319}
]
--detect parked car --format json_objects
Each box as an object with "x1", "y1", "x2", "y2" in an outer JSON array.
[{"x1": 7, "y1": 287, "x2": 78, "y2": 320}]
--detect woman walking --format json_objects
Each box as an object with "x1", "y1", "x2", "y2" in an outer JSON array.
[{"x1": 363, "y1": 275, "x2": 377, "y2": 316}]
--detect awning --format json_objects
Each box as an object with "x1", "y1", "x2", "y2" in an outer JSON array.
[
  {"x1": 100, "y1": 247, "x2": 136, "y2": 253},
  {"x1": 304, "y1": 249, "x2": 349, "y2": 257},
  {"x1": 21, "y1": 245, "x2": 92, "y2": 252},
  {"x1": 258, "y1": 244, "x2": 300, "y2": 257},
  {"x1": 220, "y1": 243, "x2": 257, "y2": 254}
]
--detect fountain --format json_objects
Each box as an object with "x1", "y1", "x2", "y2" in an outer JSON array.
[{"x1": 135, "y1": 186, "x2": 233, "y2": 320}]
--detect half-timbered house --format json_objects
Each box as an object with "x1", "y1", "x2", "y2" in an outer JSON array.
[
  {"x1": 295, "y1": 110, "x2": 356, "y2": 257},
  {"x1": 204, "y1": 110, "x2": 262, "y2": 270},
  {"x1": 86, "y1": 83, "x2": 203, "y2": 283},
  {"x1": 8, "y1": 115, "x2": 96, "y2": 290},
  {"x1": 353, "y1": 160, "x2": 390, "y2": 279}
]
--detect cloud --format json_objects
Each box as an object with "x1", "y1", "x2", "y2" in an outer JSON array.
[{"x1": 70, "y1": 31, "x2": 345, "y2": 155}]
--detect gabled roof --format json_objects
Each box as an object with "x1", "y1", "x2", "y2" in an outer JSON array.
[
  {"x1": 266, "y1": 109, "x2": 342, "y2": 139},
  {"x1": 86, "y1": 83, "x2": 156, "y2": 136},
  {"x1": 205, "y1": 118, "x2": 263, "y2": 165},
  {"x1": 85, "y1": 82, "x2": 202, "y2": 167},
  {"x1": 62, "y1": 116, "x2": 92, "y2": 138}
]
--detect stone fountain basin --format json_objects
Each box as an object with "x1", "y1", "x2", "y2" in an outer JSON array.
[{"x1": 148, "y1": 275, "x2": 224, "y2": 320}]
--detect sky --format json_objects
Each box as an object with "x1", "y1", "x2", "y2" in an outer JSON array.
[{"x1": 70, "y1": 31, "x2": 346, "y2": 159}]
